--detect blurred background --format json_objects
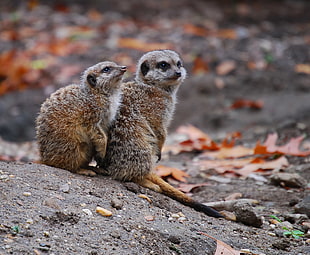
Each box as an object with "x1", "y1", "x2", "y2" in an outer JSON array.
[{"x1": 0, "y1": 0, "x2": 309, "y2": 142}]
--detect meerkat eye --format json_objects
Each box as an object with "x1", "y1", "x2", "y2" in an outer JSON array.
[
  {"x1": 157, "y1": 61, "x2": 170, "y2": 71},
  {"x1": 101, "y1": 67, "x2": 111, "y2": 73},
  {"x1": 177, "y1": 61, "x2": 182, "y2": 68}
]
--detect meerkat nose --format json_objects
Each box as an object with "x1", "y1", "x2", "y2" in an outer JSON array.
[
  {"x1": 175, "y1": 71, "x2": 182, "y2": 77},
  {"x1": 120, "y1": 66, "x2": 127, "y2": 72}
]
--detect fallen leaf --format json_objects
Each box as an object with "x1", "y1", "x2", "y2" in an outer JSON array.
[
  {"x1": 199, "y1": 232, "x2": 241, "y2": 255},
  {"x1": 183, "y1": 24, "x2": 208, "y2": 37},
  {"x1": 237, "y1": 156, "x2": 289, "y2": 177},
  {"x1": 118, "y1": 38, "x2": 173, "y2": 52},
  {"x1": 216, "y1": 60, "x2": 236, "y2": 75},
  {"x1": 215, "y1": 29, "x2": 237, "y2": 40},
  {"x1": 155, "y1": 165, "x2": 189, "y2": 182},
  {"x1": 177, "y1": 125, "x2": 211, "y2": 141},
  {"x1": 255, "y1": 133, "x2": 310, "y2": 156},
  {"x1": 230, "y1": 99, "x2": 264, "y2": 110},
  {"x1": 192, "y1": 55, "x2": 209, "y2": 74},
  {"x1": 178, "y1": 182, "x2": 211, "y2": 193},
  {"x1": 200, "y1": 146, "x2": 254, "y2": 159}
]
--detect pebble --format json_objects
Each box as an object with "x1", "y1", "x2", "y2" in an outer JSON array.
[
  {"x1": 111, "y1": 198, "x2": 123, "y2": 209},
  {"x1": 96, "y1": 206, "x2": 112, "y2": 217},
  {"x1": 294, "y1": 195, "x2": 310, "y2": 217},
  {"x1": 26, "y1": 219, "x2": 34, "y2": 224},
  {"x1": 284, "y1": 213, "x2": 308, "y2": 224},
  {"x1": 23, "y1": 192, "x2": 32, "y2": 197},
  {"x1": 59, "y1": 183, "x2": 70, "y2": 193},
  {"x1": 233, "y1": 201, "x2": 263, "y2": 227},
  {"x1": 270, "y1": 172, "x2": 306, "y2": 188},
  {"x1": 43, "y1": 198, "x2": 62, "y2": 210},
  {"x1": 82, "y1": 209, "x2": 93, "y2": 216}
]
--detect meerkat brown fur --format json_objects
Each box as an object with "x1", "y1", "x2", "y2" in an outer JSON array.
[
  {"x1": 97, "y1": 50, "x2": 222, "y2": 218},
  {"x1": 36, "y1": 61, "x2": 126, "y2": 176}
]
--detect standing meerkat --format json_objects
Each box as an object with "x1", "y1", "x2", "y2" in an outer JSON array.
[
  {"x1": 36, "y1": 61, "x2": 126, "y2": 176},
  {"x1": 97, "y1": 50, "x2": 222, "y2": 218}
]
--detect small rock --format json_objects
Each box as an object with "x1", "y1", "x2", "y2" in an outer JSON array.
[
  {"x1": 123, "y1": 182, "x2": 140, "y2": 193},
  {"x1": 96, "y1": 206, "x2": 112, "y2": 217},
  {"x1": 178, "y1": 217, "x2": 187, "y2": 222},
  {"x1": 59, "y1": 183, "x2": 70, "y2": 193},
  {"x1": 294, "y1": 195, "x2": 310, "y2": 217},
  {"x1": 26, "y1": 219, "x2": 34, "y2": 224},
  {"x1": 272, "y1": 239, "x2": 290, "y2": 250},
  {"x1": 284, "y1": 213, "x2": 308, "y2": 224},
  {"x1": 144, "y1": 215, "x2": 155, "y2": 221},
  {"x1": 168, "y1": 235, "x2": 181, "y2": 244},
  {"x1": 82, "y1": 209, "x2": 93, "y2": 216},
  {"x1": 278, "y1": 221, "x2": 293, "y2": 230},
  {"x1": 233, "y1": 201, "x2": 263, "y2": 227},
  {"x1": 111, "y1": 198, "x2": 123, "y2": 210},
  {"x1": 43, "y1": 198, "x2": 62, "y2": 210},
  {"x1": 23, "y1": 192, "x2": 32, "y2": 197},
  {"x1": 270, "y1": 172, "x2": 306, "y2": 188}
]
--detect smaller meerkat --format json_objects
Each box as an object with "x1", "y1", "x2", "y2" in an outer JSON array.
[
  {"x1": 36, "y1": 61, "x2": 126, "y2": 176},
  {"x1": 97, "y1": 50, "x2": 222, "y2": 218}
]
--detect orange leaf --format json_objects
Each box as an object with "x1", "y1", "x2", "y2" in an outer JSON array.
[
  {"x1": 200, "y1": 146, "x2": 254, "y2": 159},
  {"x1": 214, "y1": 29, "x2": 237, "y2": 40},
  {"x1": 118, "y1": 38, "x2": 173, "y2": 52},
  {"x1": 230, "y1": 99, "x2": 264, "y2": 110},
  {"x1": 257, "y1": 133, "x2": 310, "y2": 156},
  {"x1": 183, "y1": 24, "x2": 208, "y2": 37},
  {"x1": 156, "y1": 165, "x2": 189, "y2": 182},
  {"x1": 176, "y1": 125, "x2": 211, "y2": 141},
  {"x1": 237, "y1": 156, "x2": 289, "y2": 177},
  {"x1": 192, "y1": 55, "x2": 209, "y2": 74}
]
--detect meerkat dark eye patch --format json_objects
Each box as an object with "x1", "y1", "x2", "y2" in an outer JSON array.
[
  {"x1": 140, "y1": 61, "x2": 150, "y2": 76},
  {"x1": 101, "y1": 67, "x2": 111, "y2": 73},
  {"x1": 87, "y1": 73, "x2": 97, "y2": 87},
  {"x1": 177, "y1": 61, "x2": 182, "y2": 68},
  {"x1": 157, "y1": 61, "x2": 170, "y2": 71}
]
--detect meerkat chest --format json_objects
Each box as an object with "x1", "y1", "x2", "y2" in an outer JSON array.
[{"x1": 108, "y1": 90, "x2": 122, "y2": 123}]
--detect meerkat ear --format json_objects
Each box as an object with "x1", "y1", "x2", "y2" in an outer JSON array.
[
  {"x1": 140, "y1": 61, "x2": 150, "y2": 76},
  {"x1": 87, "y1": 73, "x2": 97, "y2": 87}
]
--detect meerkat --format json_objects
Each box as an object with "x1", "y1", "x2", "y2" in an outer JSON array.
[
  {"x1": 36, "y1": 61, "x2": 126, "y2": 176},
  {"x1": 96, "y1": 50, "x2": 222, "y2": 218}
]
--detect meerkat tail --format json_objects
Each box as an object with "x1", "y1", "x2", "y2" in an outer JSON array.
[{"x1": 143, "y1": 172, "x2": 223, "y2": 218}]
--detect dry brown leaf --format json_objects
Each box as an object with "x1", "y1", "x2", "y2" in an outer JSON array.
[
  {"x1": 118, "y1": 38, "x2": 173, "y2": 52},
  {"x1": 194, "y1": 158, "x2": 254, "y2": 174},
  {"x1": 155, "y1": 165, "x2": 189, "y2": 182},
  {"x1": 192, "y1": 55, "x2": 209, "y2": 74},
  {"x1": 230, "y1": 99, "x2": 264, "y2": 110},
  {"x1": 183, "y1": 24, "x2": 208, "y2": 37},
  {"x1": 255, "y1": 133, "x2": 310, "y2": 156},
  {"x1": 177, "y1": 125, "x2": 211, "y2": 141},
  {"x1": 237, "y1": 156, "x2": 289, "y2": 177},
  {"x1": 200, "y1": 146, "x2": 254, "y2": 159},
  {"x1": 199, "y1": 232, "x2": 241, "y2": 255},
  {"x1": 214, "y1": 29, "x2": 237, "y2": 40}
]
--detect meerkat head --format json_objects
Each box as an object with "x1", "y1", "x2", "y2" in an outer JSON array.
[
  {"x1": 81, "y1": 61, "x2": 127, "y2": 93},
  {"x1": 135, "y1": 50, "x2": 187, "y2": 92}
]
